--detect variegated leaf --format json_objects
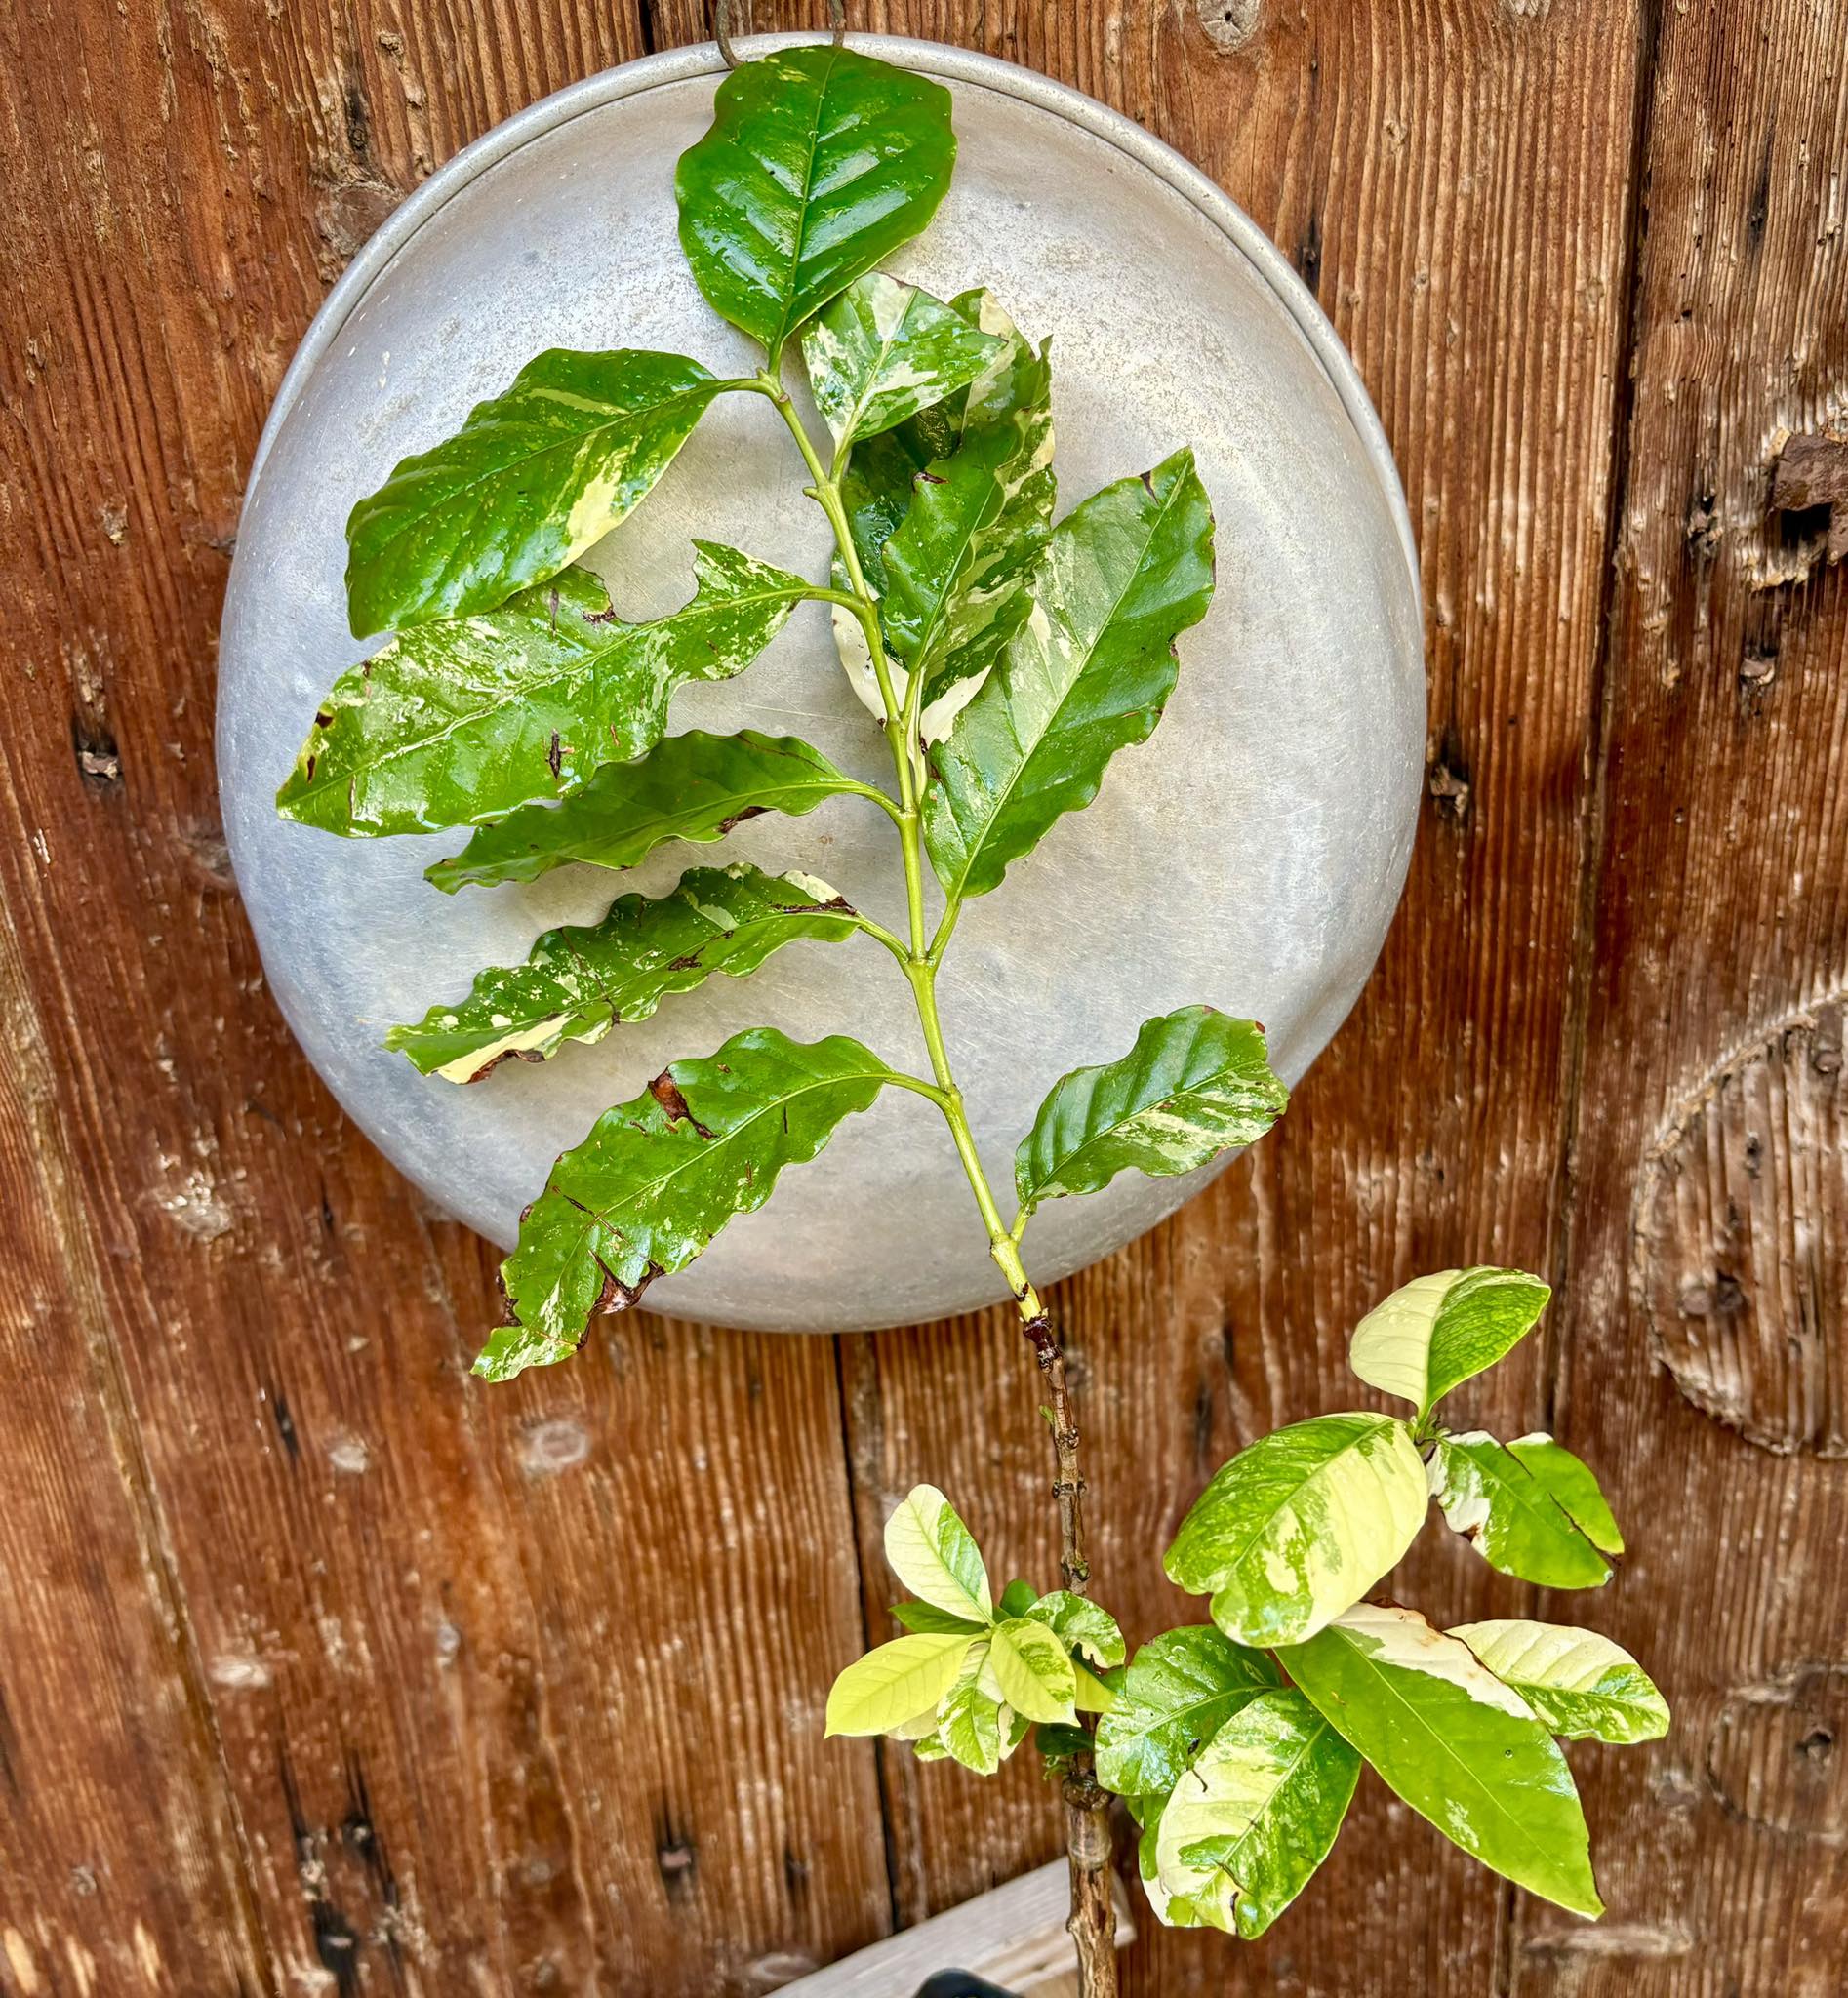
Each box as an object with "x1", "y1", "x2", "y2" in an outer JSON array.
[
  {"x1": 1094, "y1": 1626, "x2": 1282, "y2": 1798},
  {"x1": 923, "y1": 448, "x2": 1215, "y2": 899},
  {"x1": 482, "y1": 1029, "x2": 893, "y2": 1381},
  {"x1": 1154, "y1": 1690, "x2": 1359, "y2": 1938},
  {"x1": 674, "y1": 45, "x2": 956, "y2": 363},
  {"x1": 824, "y1": 1632, "x2": 976, "y2": 1737},
  {"x1": 386, "y1": 865, "x2": 859, "y2": 1083},
  {"x1": 885, "y1": 1485, "x2": 992, "y2": 1623},
  {"x1": 345, "y1": 349, "x2": 728, "y2": 635},
  {"x1": 280, "y1": 551, "x2": 814, "y2": 837},
  {"x1": 1014, "y1": 1007, "x2": 1287, "y2": 1219},
  {"x1": 935, "y1": 1639, "x2": 1005, "y2": 1775},
  {"x1": 1165, "y1": 1414, "x2": 1429, "y2": 1648},
  {"x1": 1346, "y1": 1266, "x2": 1551, "y2": 1422},
  {"x1": 1024, "y1": 1590, "x2": 1125, "y2": 1670},
  {"x1": 802, "y1": 274, "x2": 1002, "y2": 449},
  {"x1": 987, "y1": 1618, "x2": 1078, "y2": 1726},
  {"x1": 1287, "y1": 1603, "x2": 1603, "y2": 1918},
  {"x1": 1428, "y1": 1432, "x2": 1613, "y2": 1591},
  {"x1": 1449, "y1": 1619, "x2": 1668, "y2": 1745},
  {"x1": 425, "y1": 730, "x2": 881, "y2": 892},
  {"x1": 1507, "y1": 1434, "x2": 1625, "y2": 1556}
]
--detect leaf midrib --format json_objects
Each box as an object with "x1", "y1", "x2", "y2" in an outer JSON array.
[
  {"x1": 1195, "y1": 1417, "x2": 1397, "y2": 1586},
  {"x1": 940, "y1": 469, "x2": 1186, "y2": 900}
]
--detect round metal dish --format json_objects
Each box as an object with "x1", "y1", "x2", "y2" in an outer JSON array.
[{"x1": 217, "y1": 33, "x2": 1424, "y2": 1334}]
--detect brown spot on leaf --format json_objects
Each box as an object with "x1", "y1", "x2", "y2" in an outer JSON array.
[{"x1": 649, "y1": 1072, "x2": 714, "y2": 1139}]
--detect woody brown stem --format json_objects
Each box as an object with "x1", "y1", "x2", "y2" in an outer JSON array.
[{"x1": 1024, "y1": 1310, "x2": 1118, "y2": 1998}]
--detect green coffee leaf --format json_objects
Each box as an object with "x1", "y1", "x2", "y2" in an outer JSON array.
[
  {"x1": 872, "y1": 294, "x2": 1056, "y2": 726},
  {"x1": 1154, "y1": 1690, "x2": 1360, "y2": 1938},
  {"x1": 1035, "y1": 1721, "x2": 1095, "y2": 1770},
  {"x1": 1094, "y1": 1626, "x2": 1282, "y2": 1798},
  {"x1": 281, "y1": 552, "x2": 815, "y2": 838},
  {"x1": 1347, "y1": 1266, "x2": 1551, "y2": 1422},
  {"x1": 824, "y1": 1631, "x2": 976, "y2": 1737},
  {"x1": 482, "y1": 1028, "x2": 893, "y2": 1380},
  {"x1": 674, "y1": 45, "x2": 956, "y2": 363},
  {"x1": 891, "y1": 1602, "x2": 987, "y2": 1638},
  {"x1": 885, "y1": 1485, "x2": 992, "y2": 1623},
  {"x1": 923, "y1": 448, "x2": 1215, "y2": 899},
  {"x1": 1024, "y1": 1590, "x2": 1125, "y2": 1670},
  {"x1": 1507, "y1": 1434, "x2": 1624, "y2": 1556},
  {"x1": 426, "y1": 730, "x2": 881, "y2": 892},
  {"x1": 988, "y1": 1618, "x2": 1079, "y2": 1726},
  {"x1": 1449, "y1": 1619, "x2": 1668, "y2": 1745},
  {"x1": 935, "y1": 1640, "x2": 1004, "y2": 1775},
  {"x1": 1428, "y1": 1432, "x2": 1612, "y2": 1591},
  {"x1": 802, "y1": 274, "x2": 1002, "y2": 450},
  {"x1": 344, "y1": 350, "x2": 728, "y2": 635},
  {"x1": 1287, "y1": 1602, "x2": 1603, "y2": 1918},
  {"x1": 1014, "y1": 1007, "x2": 1288, "y2": 1219},
  {"x1": 386, "y1": 864, "x2": 858, "y2": 1084},
  {"x1": 997, "y1": 1578, "x2": 1039, "y2": 1620},
  {"x1": 1165, "y1": 1414, "x2": 1428, "y2": 1648}
]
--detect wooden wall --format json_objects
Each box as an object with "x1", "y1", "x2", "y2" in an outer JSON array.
[{"x1": 1, "y1": 1, "x2": 1843, "y2": 1992}]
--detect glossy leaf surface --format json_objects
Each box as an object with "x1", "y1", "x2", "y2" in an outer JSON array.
[
  {"x1": 923, "y1": 448, "x2": 1215, "y2": 899},
  {"x1": 1094, "y1": 1625, "x2": 1282, "y2": 1798},
  {"x1": 1449, "y1": 1619, "x2": 1668, "y2": 1744},
  {"x1": 824, "y1": 1632, "x2": 975, "y2": 1737},
  {"x1": 988, "y1": 1618, "x2": 1078, "y2": 1726},
  {"x1": 1507, "y1": 1434, "x2": 1625, "y2": 1555},
  {"x1": 426, "y1": 729, "x2": 879, "y2": 891},
  {"x1": 872, "y1": 292, "x2": 1057, "y2": 724},
  {"x1": 1024, "y1": 1590, "x2": 1125, "y2": 1670},
  {"x1": 1014, "y1": 1007, "x2": 1287, "y2": 1219},
  {"x1": 1287, "y1": 1603, "x2": 1603, "y2": 1917},
  {"x1": 1165, "y1": 1414, "x2": 1429, "y2": 1648},
  {"x1": 885, "y1": 1484, "x2": 992, "y2": 1623},
  {"x1": 934, "y1": 1641, "x2": 1005, "y2": 1775},
  {"x1": 386, "y1": 865, "x2": 858, "y2": 1083},
  {"x1": 1429, "y1": 1432, "x2": 1613, "y2": 1591},
  {"x1": 674, "y1": 45, "x2": 956, "y2": 361},
  {"x1": 1154, "y1": 1690, "x2": 1360, "y2": 1938},
  {"x1": 482, "y1": 1029, "x2": 891, "y2": 1380},
  {"x1": 801, "y1": 273, "x2": 1001, "y2": 448},
  {"x1": 281, "y1": 553, "x2": 814, "y2": 838},
  {"x1": 345, "y1": 349, "x2": 726, "y2": 635},
  {"x1": 1347, "y1": 1266, "x2": 1551, "y2": 1422}
]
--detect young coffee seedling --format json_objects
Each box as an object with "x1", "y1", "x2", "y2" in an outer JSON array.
[
  {"x1": 279, "y1": 41, "x2": 1663, "y2": 1994},
  {"x1": 833, "y1": 1268, "x2": 1666, "y2": 1970}
]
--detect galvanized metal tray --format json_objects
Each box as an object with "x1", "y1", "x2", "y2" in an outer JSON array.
[{"x1": 217, "y1": 33, "x2": 1424, "y2": 1334}]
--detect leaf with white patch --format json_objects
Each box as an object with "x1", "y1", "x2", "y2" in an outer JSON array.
[
  {"x1": 923, "y1": 448, "x2": 1215, "y2": 899},
  {"x1": 1094, "y1": 1626, "x2": 1283, "y2": 1798},
  {"x1": 1507, "y1": 1434, "x2": 1625, "y2": 1556},
  {"x1": 884, "y1": 1485, "x2": 992, "y2": 1623},
  {"x1": 1429, "y1": 1432, "x2": 1612, "y2": 1590},
  {"x1": 1347, "y1": 1266, "x2": 1551, "y2": 1423},
  {"x1": 281, "y1": 552, "x2": 816, "y2": 837},
  {"x1": 425, "y1": 730, "x2": 884, "y2": 892},
  {"x1": 1024, "y1": 1590, "x2": 1125, "y2": 1670},
  {"x1": 987, "y1": 1618, "x2": 1078, "y2": 1726},
  {"x1": 1287, "y1": 1602, "x2": 1603, "y2": 1918},
  {"x1": 481, "y1": 1029, "x2": 893, "y2": 1381},
  {"x1": 1450, "y1": 1620, "x2": 1667, "y2": 1745},
  {"x1": 1014, "y1": 1008, "x2": 1288, "y2": 1219},
  {"x1": 385, "y1": 865, "x2": 859, "y2": 1083},
  {"x1": 675, "y1": 44, "x2": 956, "y2": 363},
  {"x1": 344, "y1": 350, "x2": 729, "y2": 635},
  {"x1": 802, "y1": 274, "x2": 1003, "y2": 449},
  {"x1": 1153, "y1": 1690, "x2": 1360, "y2": 1938},
  {"x1": 1164, "y1": 1414, "x2": 1429, "y2": 1648},
  {"x1": 824, "y1": 1632, "x2": 977, "y2": 1737},
  {"x1": 935, "y1": 1640, "x2": 1005, "y2": 1775}
]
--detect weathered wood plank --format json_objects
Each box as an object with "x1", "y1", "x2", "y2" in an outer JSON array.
[
  {"x1": 0, "y1": 2, "x2": 888, "y2": 1990},
  {"x1": 638, "y1": 2, "x2": 1652, "y2": 1991},
  {"x1": 1529, "y1": 1, "x2": 1848, "y2": 1990}
]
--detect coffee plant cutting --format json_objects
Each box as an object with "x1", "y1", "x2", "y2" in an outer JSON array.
[{"x1": 278, "y1": 37, "x2": 1664, "y2": 1994}]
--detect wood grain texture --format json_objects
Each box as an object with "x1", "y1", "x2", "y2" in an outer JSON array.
[
  {"x1": 1, "y1": 0, "x2": 1844, "y2": 1993},
  {"x1": 1524, "y1": 1, "x2": 1848, "y2": 1992}
]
